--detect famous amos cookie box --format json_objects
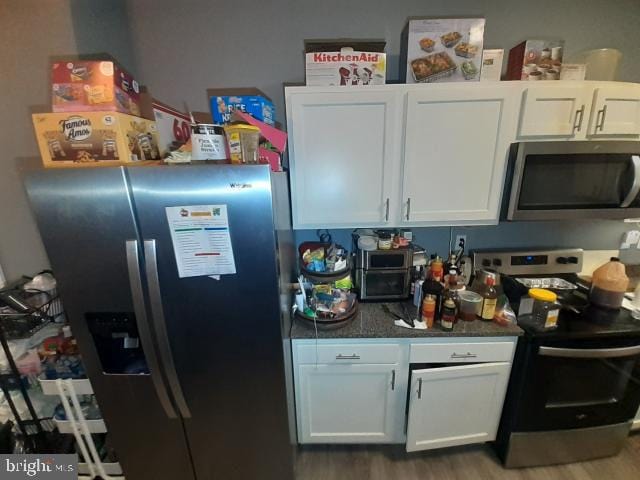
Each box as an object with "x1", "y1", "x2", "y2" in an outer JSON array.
[{"x1": 32, "y1": 112, "x2": 160, "y2": 168}]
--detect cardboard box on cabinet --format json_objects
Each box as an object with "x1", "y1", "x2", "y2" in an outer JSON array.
[
  {"x1": 401, "y1": 18, "x2": 485, "y2": 83},
  {"x1": 304, "y1": 39, "x2": 387, "y2": 86}
]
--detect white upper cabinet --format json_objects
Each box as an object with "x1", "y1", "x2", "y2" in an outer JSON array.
[
  {"x1": 518, "y1": 85, "x2": 590, "y2": 138},
  {"x1": 286, "y1": 89, "x2": 402, "y2": 229},
  {"x1": 402, "y1": 85, "x2": 517, "y2": 224},
  {"x1": 285, "y1": 81, "x2": 640, "y2": 229},
  {"x1": 587, "y1": 84, "x2": 640, "y2": 137}
]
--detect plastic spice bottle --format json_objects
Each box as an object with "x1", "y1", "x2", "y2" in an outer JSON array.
[{"x1": 528, "y1": 288, "x2": 560, "y2": 329}]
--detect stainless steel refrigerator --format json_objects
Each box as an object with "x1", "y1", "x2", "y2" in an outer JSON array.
[{"x1": 24, "y1": 165, "x2": 296, "y2": 480}]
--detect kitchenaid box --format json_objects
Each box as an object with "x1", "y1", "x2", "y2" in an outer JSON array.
[
  {"x1": 401, "y1": 18, "x2": 485, "y2": 83},
  {"x1": 304, "y1": 39, "x2": 387, "y2": 86},
  {"x1": 51, "y1": 60, "x2": 141, "y2": 116},
  {"x1": 32, "y1": 112, "x2": 160, "y2": 167}
]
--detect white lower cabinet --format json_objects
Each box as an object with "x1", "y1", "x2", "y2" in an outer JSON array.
[
  {"x1": 292, "y1": 338, "x2": 516, "y2": 450},
  {"x1": 405, "y1": 362, "x2": 511, "y2": 452},
  {"x1": 296, "y1": 363, "x2": 404, "y2": 443}
]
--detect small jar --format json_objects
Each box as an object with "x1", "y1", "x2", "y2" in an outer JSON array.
[
  {"x1": 378, "y1": 232, "x2": 392, "y2": 250},
  {"x1": 529, "y1": 288, "x2": 559, "y2": 330}
]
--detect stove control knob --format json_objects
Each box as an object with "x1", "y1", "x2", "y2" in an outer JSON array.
[
  {"x1": 482, "y1": 259, "x2": 491, "y2": 267},
  {"x1": 493, "y1": 258, "x2": 502, "y2": 267},
  {"x1": 556, "y1": 257, "x2": 568, "y2": 264},
  {"x1": 568, "y1": 256, "x2": 579, "y2": 264}
]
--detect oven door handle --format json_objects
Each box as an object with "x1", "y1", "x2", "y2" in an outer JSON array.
[
  {"x1": 620, "y1": 155, "x2": 640, "y2": 208},
  {"x1": 539, "y1": 345, "x2": 640, "y2": 359}
]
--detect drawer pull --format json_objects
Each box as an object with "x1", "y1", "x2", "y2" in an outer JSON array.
[
  {"x1": 573, "y1": 105, "x2": 585, "y2": 132},
  {"x1": 391, "y1": 369, "x2": 396, "y2": 390},
  {"x1": 450, "y1": 352, "x2": 477, "y2": 359},
  {"x1": 417, "y1": 378, "x2": 423, "y2": 399},
  {"x1": 336, "y1": 354, "x2": 360, "y2": 360}
]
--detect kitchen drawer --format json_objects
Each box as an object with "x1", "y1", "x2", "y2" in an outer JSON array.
[
  {"x1": 296, "y1": 343, "x2": 402, "y2": 365},
  {"x1": 410, "y1": 341, "x2": 515, "y2": 363}
]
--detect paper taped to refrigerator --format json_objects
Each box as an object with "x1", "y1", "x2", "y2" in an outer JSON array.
[{"x1": 166, "y1": 205, "x2": 236, "y2": 278}]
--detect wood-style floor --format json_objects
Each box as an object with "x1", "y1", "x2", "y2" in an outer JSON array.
[{"x1": 295, "y1": 433, "x2": 640, "y2": 479}]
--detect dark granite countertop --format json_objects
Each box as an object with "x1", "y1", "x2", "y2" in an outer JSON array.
[{"x1": 290, "y1": 301, "x2": 524, "y2": 339}]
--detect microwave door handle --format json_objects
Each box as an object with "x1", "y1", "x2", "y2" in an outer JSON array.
[
  {"x1": 125, "y1": 240, "x2": 178, "y2": 419},
  {"x1": 620, "y1": 155, "x2": 640, "y2": 208},
  {"x1": 144, "y1": 239, "x2": 192, "y2": 419},
  {"x1": 539, "y1": 345, "x2": 640, "y2": 359}
]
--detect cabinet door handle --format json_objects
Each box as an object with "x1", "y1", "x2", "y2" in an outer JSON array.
[
  {"x1": 406, "y1": 198, "x2": 411, "y2": 221},
  {"x1": 391, "y1": 369, "x2": 396, "y2": 390},
  {"x1": 417, "y1": 377, "x2": 423, "y2": 399},
  {"x1": 573, "y1": 105, "x2": 585, "y2": 132},
  {"x1": 385, "y1": 198, "x2": 390, "y2": 222},
  {"x1": 335, "y1": 354, "x2": 360, "y2": 360},
  {"x1": 596, "y1": 105, "x2": 608, "y2": 131},
  {"x1": 451, "y1": 352, "x2": 478, "y2": 359}
]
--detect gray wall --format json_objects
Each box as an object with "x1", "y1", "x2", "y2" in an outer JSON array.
[
  {"x1": 126, "y1": 0, "x2": 640, "y2": 257},
  {"x1": 126, "y1": 0, "x2": 640, "y2": 118},
  {"x1": 0, "y1": 0, "x2": 133, "y2": 281},
  {"x1": 2, "y1": 1, "x2": 640, "y2": 281},
  {"x1": 295, "y1": 221, "x2": 634, "y2": 260}
]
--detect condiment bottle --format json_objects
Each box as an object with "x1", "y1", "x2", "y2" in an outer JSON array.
[
  {"x1": 444, "y1": 269, "x2": 459, "y2": 304},
  {"x1": 422, "y1": 274, "x2": 444, "y2": 320},
  {"x1": 421, "y1": 294, "x2": 436, "y2": 328},
  {"x1": 430, "y1": 255, "x2": 444, "y2": 283},
  {"x1": 441, "y1": 298, "x2": 456, "y2": 331},
  {"x1": 480, "y1": 276, "x2": 498, "y2": 321}
]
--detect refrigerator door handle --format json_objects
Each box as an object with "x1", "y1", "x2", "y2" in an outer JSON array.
[
  {"x1": 144, "y1": 239, "x2": 192, "y2": 419},
  {"x1": 125, "y1": 240, "x2": 178, "y2": 419}
]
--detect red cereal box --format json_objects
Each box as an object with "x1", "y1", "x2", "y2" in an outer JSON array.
[{"x1": 51, "y1": 59, "x2": 141, "y2": 116}]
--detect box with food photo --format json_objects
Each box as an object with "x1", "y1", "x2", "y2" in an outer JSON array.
[
  {"x1": 506, "y1": 39, "x2": 564, "y2": 81},
  {"x1": 401, "y1": 17, "x2": 485, "y2": 83}
]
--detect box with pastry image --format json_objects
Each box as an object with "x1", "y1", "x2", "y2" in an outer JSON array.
[
  {"x1": 401, "y1": 17, "x2": 485, "y2": 83},
  {"x1": 32, "y1": 112, "x2": 161, "y2": 168},
  {"x1": 51, "y1": 59, "x2": 141, "y2": 116}
]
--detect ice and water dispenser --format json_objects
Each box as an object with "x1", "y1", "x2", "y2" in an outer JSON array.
[{"x1": 86, "y1": 312, "x2": 149, "y2": 374}]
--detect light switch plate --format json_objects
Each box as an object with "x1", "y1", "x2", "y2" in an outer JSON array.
[{"x1": 621, "y1": 230, "x2": 640, "y2": 249}]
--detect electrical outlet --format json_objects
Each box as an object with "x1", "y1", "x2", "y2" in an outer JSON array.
[
  {"x1": 455, "y1": 235, "x2": 467, "y2": 251},
  {"x1": 621, "y1": 230, "x2": 640, "y2": 249}
]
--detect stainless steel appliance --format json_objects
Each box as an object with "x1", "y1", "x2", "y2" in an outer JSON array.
[
  {"x1": 24, "y1": 165, "x2": 295, "y2": 480},
  {"x1": 477, "y1": 248, "x2": 640, "y2": 468},
  {"x1": 503, "y1": 141, "x2": 640, "y2": 221},
  {"x1": 355, "y1": 248, "x2": 412, "y2": 300}
]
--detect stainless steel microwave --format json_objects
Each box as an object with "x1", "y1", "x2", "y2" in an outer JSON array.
[{"x1": 503, "y1": 141, "x2": 640, "y2": 221}]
